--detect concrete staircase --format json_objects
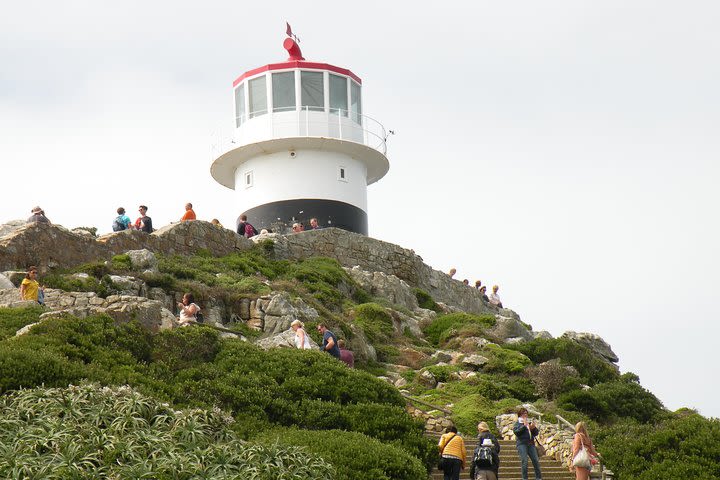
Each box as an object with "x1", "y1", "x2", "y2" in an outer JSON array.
[{"x1": 430, "y1": 434, "x2": 574, "y2": 480}]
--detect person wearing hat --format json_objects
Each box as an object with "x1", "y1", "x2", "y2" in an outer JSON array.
[
  {"x1": 27, "y1": 207, "x2": 51, "y2": 224},
  {"x1": 479, "y1": 285, "x2": 490, "y2": 303},
  {"x1": 470, "y1": 421, "x2": 501, "y2": 480}
]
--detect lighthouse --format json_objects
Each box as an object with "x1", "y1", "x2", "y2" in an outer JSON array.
[{"x1": 210, "y1": 31, "x2": 389, "y2": 235}]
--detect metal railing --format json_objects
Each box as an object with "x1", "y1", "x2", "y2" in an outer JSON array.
[{"x1": 211, "y1": 106, "x2": 388, "y2": 160}]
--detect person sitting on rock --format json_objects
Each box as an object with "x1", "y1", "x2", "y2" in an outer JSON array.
[
  {"x1": 489, "y1": 285, "x2": 503, "y2": 308},
  {"x1": 237, "y1": 214, "x2": 258, "y2": 238},
  {"x1": 112, "y1": 207, "x2": 132, "y2": 231},
  {"x1": 19, "y1": 266, "x2": 45, "y2": 305},
  {"x1": 338, "y1": 339, "x2": 354, "y2": 368},
  {"x1": 135, "y1": 205, "x2": 153, "y2": 233},
  {"x1": 463, "y1": 279, "x2": 470, "y2": 286},
  {"x1": 448, "y1": 268, "x2": 457, "y2": 278},
  {"x1": 177, "y1": 293, "x2": 200, "y2": 326},
  {"x1": 27, "y1": 206, "x2": 51, "y2": 224},
  {"x1": 291, "y1": 222, "x2": 305, "y2": 233},
  {"x1": 290, "y1": 319, "x2": 311, "y2": 350},
  {"x1": 309, "y1": 218, "x2": 322, "y2": 230},
  {"x1": 180, "y1": 203, "x2": 196, "y2": 221},
  {"x1": 211, "y1": 218, "x2": 223, "y2": 228},
  {"x1": 475, "y1": 280, "x2": 482, "y2": 289}
]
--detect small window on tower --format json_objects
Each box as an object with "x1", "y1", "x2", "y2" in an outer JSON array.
[
  {"x1": 245, "y1": 171, "x2": 254, "y2": 189},
  {"x1": 338, "y1": 166, "x2": 347, "y2": 182}
]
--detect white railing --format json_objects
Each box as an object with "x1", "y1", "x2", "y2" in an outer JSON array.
[{"x1": 210, "y1": 107, "x2": 388, "y2": 160}]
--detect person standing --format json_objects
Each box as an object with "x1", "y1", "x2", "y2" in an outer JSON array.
[
  {"x1": 180, "y1": 203, "x2": 196, "y2": 221},
  {"x1": 572, "y1": 422, "x2": 599, "y2": 480},
  {"x1": 27, "y1": 207, "x2": 51, "y2": 224},
  {"x1": 290, "y1": 320, "x2": 312, "y2": 350},
  {"x1": 489, "y1": 285, "x2": 503, "y2": 308},
  {"x1": 470, "y1": 422, "x2": 500, "y2": 480},
  {"x1": 438, "y1": 426, "x2": 466, "y2": 480},
  {"x1": 513, "y1": 407, "x2": 542, "y2": 480},
  {"x1": 135, "y1": 205, "x2": 153, "y2": 233},
  {"x1": 19, "y1": 266, "x2": 44, "y2": 305},
  {"x1": 316, "y1": 323, "x2": 341, "y2": 359}
]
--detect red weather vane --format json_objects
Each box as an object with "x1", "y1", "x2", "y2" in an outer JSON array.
[{"x1": 286, "y1": 22, "x2": 300, "y2": 43}]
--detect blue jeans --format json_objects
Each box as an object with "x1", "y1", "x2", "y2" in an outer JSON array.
[{"x1": 516, "y1": 443, "x2": 542, "y2": 480}]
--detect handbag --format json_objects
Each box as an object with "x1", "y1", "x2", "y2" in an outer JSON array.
[
  {"x1": 573, "y1": 443, "x2": 592, "y2": 469},
  {"x1": 534, "y1": 438, "x2": 546, "y2": 457}
]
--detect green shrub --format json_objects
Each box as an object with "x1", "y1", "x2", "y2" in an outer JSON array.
[
  {"x1": 595, "y1": 413, "x2": 720, "y2": 480},
  {"x1": 0, "y1": 384, "x2": 335, "y2": 479},
  {"x1": 483, "y1": 344, "x2": 532, "y2": 374},
  {"x1": 0, "y1": 306, "x2": 44, "y2": 341},
  {"x1": 413, "y1": 288, "x2": 441, "y2": 312},
  {"x1": 255, "y1": 428, "x2": 428, "y2": 480},
  {"x1": 111, "y1": 254, "x2": 132, "y2": 271},
  {"x1": 353, "y1": 303, "x2": 394, "y2": 342},
  {"x1": 151, "y1": 326, "x2": 222, "y2": 371},
  {"x1": 450, "y1": 394, "x2": 520, "y2": 435},
  {"x1": 0, "y1": 345, "x2": 83, "y2": 392},
  {"x1": 424, "y1": 365, "x2": 460, "y2": 383},
  {"x1": 423, "y1": 313, "x2": 496, "y2": 346},
  {"x1": 506, "y1": 338, "x2": 619, "y2": 385}
]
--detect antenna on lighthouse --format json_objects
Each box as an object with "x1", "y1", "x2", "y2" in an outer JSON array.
[
  {"x1": 284, "y1": 22, "x2": 304, "y2": 60},
  {"x1": 285, "y1": 22, "x2": 300, "y2": 43}
]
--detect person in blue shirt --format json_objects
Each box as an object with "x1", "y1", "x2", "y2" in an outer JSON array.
[
  {"x1": 317, "y1": 323, "x2": 341, "y2": 358},
  {"x1": 113, "y1": 207, "x2": 132, "y2": 231}
]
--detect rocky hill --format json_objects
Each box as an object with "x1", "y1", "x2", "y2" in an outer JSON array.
[{"x1": 0, "y1": 221, "x2": 718, "y2": 479}]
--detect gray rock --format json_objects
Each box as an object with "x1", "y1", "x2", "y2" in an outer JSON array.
[
  {"x1": 533, "y1": 330, "x2": 554, "y2": 340},
  {"x1": 394, "y1": 377, "x2": 408, "y2": 388},
  {"x1": 255, "y1": 329, "x2": 319, "y2": 350},
  {"x1": 487, "y1": 315, "x2": 534, "y2": 343},
  {"x1": 126, "y1": 249, "x2": 158, "y2": 273},
  {"x1": 0, "y1": 273, "x2": 14, "y2": 289},
  {"x1": 109, "y1": 275, "x2": 146, "y2": 296},
  {"x1": 563, "y1": 331, "x2": 619, "y2": 363},
  {"x1": 15, "y1": 322, "x2": 40, "y2": 336},
  {"x1": 418, "y1": 370, "x2": 438, "y2": 389},
  {"x1": 344, "y1": 266, "x2": 419, "y2": 311},
  {"x1": 461, "y1": 354, "x2": 489, "y2": 370}
]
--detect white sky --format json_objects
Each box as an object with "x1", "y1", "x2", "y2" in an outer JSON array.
[{"x1": 2, "y1": 1, "x2": 719, "y2": 418}]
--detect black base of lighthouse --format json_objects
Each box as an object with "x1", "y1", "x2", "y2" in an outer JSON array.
[{"x1": 240, "y1": 199, "x2": 368, "y2": 235}]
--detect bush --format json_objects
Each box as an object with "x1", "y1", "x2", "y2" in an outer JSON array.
[
  {"x1": 413, "y1": 288, "x2": 441, "y2": 312},
  {"x1": 353, "y1": 303, "x2": 394, "y2": 342},
  {"x1": 527, "y1": 360, "x2": 578, "y2": 399},
  {"x1": 0, "y1": 384, "x2": 335, "y2": 479},
  {"x1": 482, "y1": 344, "x2": 532, "y2": 374},
  {"x1": 0, "y1": 344, "x2": 83, "y2": 393},
  {"x1": 506, "y1": 338, "x2": 619, "y2": 385},
  {"x1": 423, "y1": 313, "x2": 496, "y2": 346},
  {"x1": 110, "y1": 254, "x2": 132, "y2": 271},
  {"x1": 594, "y1": 413, "x2": 720, "y2": 480},
  {"x1": 451, "y1": 394, "x2": 520, "y2": 435},
  {"x1": 0, "y1": 306, "x2": 44, "y2": 341},
  {"x1": 255, "y1": 428, "x2": 428, "y2": 480}
]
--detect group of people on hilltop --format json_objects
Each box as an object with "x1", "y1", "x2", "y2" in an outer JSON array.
[
  {"x1": 290, "y1": 320, "x2": 354, "y2": 368},
  {"x1": 112, "y1": 205, "x2": 154, "y2": 233},
  {"x1": 437, "y1": 407, "x2": 599, "y2": 480},
  {"x1": 449, "y1": 268, "x2": 504, "y2": 308}
]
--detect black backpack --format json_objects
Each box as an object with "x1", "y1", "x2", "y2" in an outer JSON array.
[
  {"x1": 473, "y1": 445, "x2": 494, "y2": 468},
  {"x1": 195, "y1": 310, "x2": 204, "y2": 323}
]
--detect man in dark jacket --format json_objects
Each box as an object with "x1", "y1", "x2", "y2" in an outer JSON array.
[
  {"x1": 470, "y1": 421, "x2": 500, "y2": 480},
  {"x1": 513, "y1": 407, "x2": 542, "y2": 480}
]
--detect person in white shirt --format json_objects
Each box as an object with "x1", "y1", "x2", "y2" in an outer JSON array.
[{"x1": 489, "y1": 285, "x2": 503, "y2": 308}]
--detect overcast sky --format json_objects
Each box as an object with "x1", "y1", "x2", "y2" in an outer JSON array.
[{"x1": 2, "y1": 1, "x2": 719, "y2": 418}]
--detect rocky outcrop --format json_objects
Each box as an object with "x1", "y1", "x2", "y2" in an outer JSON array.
[
  {"x1": 243, "y1": 292, "x2": 320, "y2": 334},
  {"x1": 0, "y1": 221, "x2": 253, "y2": 272},
  {"x1": 0, "y1": 273, "x2": 14, "y2": 289},
  {"x1": 487, "y1": 315, "x2": 535, "y2": 344},
  {"x1": 264, "y1": 228, "x2": 512, "y2": 318},
  {"x1": 563, "y1": 331, "x2": 619, "y2": 364},
  {"x1": 344, "y1": 266, "x2": 419, "y2": 311}
]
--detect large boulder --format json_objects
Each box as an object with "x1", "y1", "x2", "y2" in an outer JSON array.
[
  {"x1": 486, "y1": 315, "x2": 534, "y2": 344},
  {"x1": 126, "y1": 249, "x2": 158, "y2": 273},
  {"x1": 0, "y1": 273, "x2": 14, "y2": 289},
  {"x1": 255, "y1": 329, "x2": 319, "y2": 350},
  {"x1": 563, "y1": 331, "x2": 619, "y2": 363},
  {"x1": 344, "y1": 266, "x2": 419, "y2": 311},
  {"x1": 260, "y1": 292, "x2": 319, "y2": 334}
]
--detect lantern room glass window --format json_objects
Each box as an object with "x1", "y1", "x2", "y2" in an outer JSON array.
[
  {"x1": 350, "y1": 81, "x2": 362, "y2": 124},
  {"x1": 272, "y1": 72, "x2": 296, "y2": 112},
  {"x1": 249, "y1": 76, "x2": 267, "y2": 118},
  {"x1": 329, "y1": 74, "x2": 348, "y2": 117},
  {"x1": 234, "y1": 84, "x2": 246, "y2": 127},
  {"x1": 301, "y1": 71, "x2": 324, "y2": 111}
]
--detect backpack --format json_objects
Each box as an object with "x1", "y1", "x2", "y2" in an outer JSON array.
[
  {"x1": 244, "y1": 223, "x2": 258, "y2": 238},
  {"x1": 195, "y1": 310, "x2": 204, "y2": 323},
  {"x1": 112, "y1": 216, "x2": 127, "y2": 232},
  {"x1": 473, "y1": 445, "x2": 494, "y2": 468}
]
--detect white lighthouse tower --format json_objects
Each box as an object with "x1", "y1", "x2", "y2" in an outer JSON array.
[{"x1": 210, "y1": 31, "x2": 389, "y2": 235}]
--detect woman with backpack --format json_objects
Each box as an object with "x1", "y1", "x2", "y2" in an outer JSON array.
[
  {"x1": 438, "y1": 426, "x2": 466, "y2": 480},
  {"x1": 470, "y1": 422, "x2": 501, "y2": 480}
]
